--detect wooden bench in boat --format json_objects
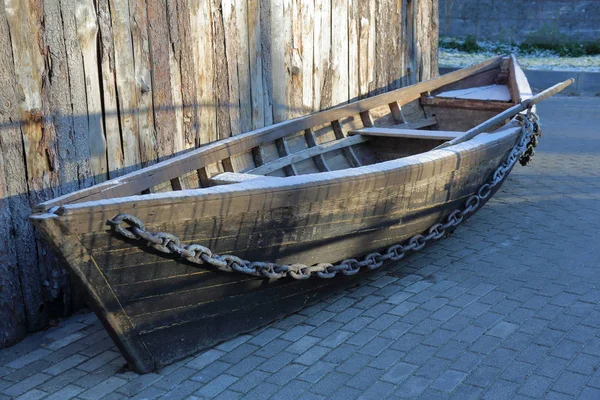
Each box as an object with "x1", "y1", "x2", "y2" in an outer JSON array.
[
  {"x1": 209, "y1": 172, "x2": 283, "y2": 185},
  {"x1": 246, "y1": 116, "x2": 442, "y2": 176},
  {"x1": 349, "y1": 128, "x2": 460, "y2": 141},
  {"x1": 247, "y1": 135, "x2": 370, "y2": 175}
]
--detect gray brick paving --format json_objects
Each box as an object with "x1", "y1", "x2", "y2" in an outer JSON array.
[{"x1": 1, "y1": 95, "x2": 600, "y2": 399}]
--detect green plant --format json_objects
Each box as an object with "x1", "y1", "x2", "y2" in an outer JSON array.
[{"x1": 439, "y1": 35, "x2": 481, "y2": 53}]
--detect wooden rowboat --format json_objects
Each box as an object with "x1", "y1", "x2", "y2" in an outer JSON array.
[{"x1": 31, "y1": 55, "x2": 572, "y2": 373}]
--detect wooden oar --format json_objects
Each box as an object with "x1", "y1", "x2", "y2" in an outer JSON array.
[{"x1": 435, "y1": 78, "x2": 575, "y2": 149}]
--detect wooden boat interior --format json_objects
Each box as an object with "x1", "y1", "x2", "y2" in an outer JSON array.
[{"x1": 36, "y1": 55, "x2": 532, "y2": 212}]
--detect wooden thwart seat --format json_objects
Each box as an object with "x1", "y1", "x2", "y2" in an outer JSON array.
[
  {"x1": 209, "y1": 172, "x2": 282, "y2": 185},
  {"x1": 349, "y1": 128, "x2": 461, "y2": 141},
  {"x1": 247, "y1": 135, "x2": 369, "y2": 176}
]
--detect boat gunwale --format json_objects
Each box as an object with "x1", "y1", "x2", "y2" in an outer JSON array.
[
  {"x1": 32, "y1": 56, "x2": 507, "y2": 213},
  {"x1": 45, "y1": 124, "x2": 522, "y2": 217}
]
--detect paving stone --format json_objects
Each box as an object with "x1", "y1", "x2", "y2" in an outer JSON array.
[
  {"x1": 326, "y1": 385, "x2": 361, "y2": 400},
  {"x1": 552, "y1": 371, "x2": 588, "y2": 396},
  {"x1": 469, "y1": 335, "x2": 502, "y2": 355},
  {"x1": 517, "y1": 374, "x2": 552, "y2": 398},
  {"x1": 309, "y1": 372, "x2": 352, "y2": 397},
  {"x1": 381, "y1": 362, "x2": 417, "y2": 384},
  {"x1": 413, "y1": 357, "x2": 451, "y2": 380},
  {"x1": 43, "y1": 384, "x2": 84, "y2": 400},
  {"x1": 115, "y1": 373, "x2": 162, "y2": 397},
  {"x1": 270, "y1": 379, "x2": 311, "y2": 400},
  {"x1": 464, "y1": 365, "x2": 501, "y2": 388},
  {"x1": 500, "y1": 360, "x2": 535, "y2": 384},
  {"x1": 156, "y1": 379, "x2": 202, "y2": 400},
  {"x1": 456, "y1": 326, "x2": 486, "y2": 344},
  {"x1": 78, "y1": 376, "x2": 127, "y2": 400},
  {"x1": 6, "y1": 349, "x2": 52, "y2": 370},
  {"x1": 248, "y1": 328, "x2": 284, "y2": 346},
  {"x1": 346, "y1": 367, "x2": 382, "y2": 390},
  {"x1": 43, "y1": 354, "x2": 88, "y2": 376},
  {"x1": 294, "y1": 346, "x2": 330, "y2": 366},
  {"x1": 357, "y1": 381, "x2": 395, "y2": 399},
  {"x1": 322, "y1": 344, "x2": 359, "y2": 364},
  {"x1": 345, "y1": 328, "x2": 379, "y2": 347},
  {"x1": 228, "y1": 370, "x2": 269, "y2": 393},
  {"x1": 449, "y1": 384, "x2": 484, "y2": 400},
  {"x1": 285, "y1": 336, "x2": 320, "y2": 355},
  {"x1": 366, "y1": 314, "x2": 398, "y2": 331},
  {"x1": 319, "y1": 330, "x2": 352, "y2": 348},
  {"x1": 3, "y1": 373, "x2": 51, "y2": 397},
  {"x1": 76, "y1": 351, "x2": 120, "y2": 373},
  {"x1": 4, "y1": 360, "x2": 53, "y2": 383},
  {"x1": 486, "y1": 321, "x2": 518, "y2": 338},
  {"x1": 336, "y1": 353, "x2": 371, "y2": 375},
  {"x1": 296, "y1": 360, "x2": 336, "y2": 384},
  {"x1": 481, "y1": 379, "x2": 519, "y2": 400},
  {"x1": 258, "y1": 351, "x2": 296, "y2": 374},
  {"x1": 579, "y1": 386, "x2": 600, "y2": 400},
  {"x1": 451, "y1": 352, "x2": 484, "y2": 374},
  {"x1": 195, "y1": 374, "x2": 238, "y2": 398},
  {"x1": 380, "y1": 321, "x2": 413, "y2": 340},
  {"x1": 550, "y1": 339, "x2": 582, "y2": 360},
  {"x1": 430, "y1": 370, "x2": 467, "y2": 393},
  {"x1": 152, "y1": 366, "x2": 197, "y2": 390}
]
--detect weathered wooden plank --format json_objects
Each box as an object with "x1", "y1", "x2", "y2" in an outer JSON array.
[
  {"x1": 222, "y1": 0, "x2": 242, "y2": 135},
  {"x1": 109, "y1": 0, "x2": 142, "y2": 174},
  {"x1": 313, "y1": 0, "x2": 332, "y2": 110},
  {"x1": 248, "y1": 0, "x2": 266, "y2": 129},
  {"x1": 74, "y1": 0, "x2": 107, "y2": 182},
  {"x1": 274, "y1": 138, "x2": 299, "y2": 175},
  {"x1": 349, "y1": 0, "x2": 359, "y2": 101},
  {"x1": 147, "y1": 0, "x2": 179, "y2": 160},
  {"x1": 259, "y1": 0, "x2": 274, "y2": 126},
  {"x1": 331, "y1": 0, "x2": 349, "y2": 106},
  {"x1": 358, "y1": 0, "x2": 375, "y2": 98},
  {"x1": 304, "y1": 129, "x2": 331, "y2": 172},
  {"x1": 420, "y1": 96, "x2": 513, "y2": 112},
  {"x1": 248, "y1": 135, "x2": 369, "y2": 174},
  {"x1": 0, "y1": 2, "x2": 31, "y2": 341},
  {"x1": 331, "y1": 120, "x2": 363, "y2": 167},
  {"x1": 209, "y1": 172, "x2": 282, "y2": 185},
  {"x1": 128, "y1": 1, "x2": 157, "y2": 167},
  {"x1": 211, "y1": 0, "x2": 233, "y2": 140},
  {"x1": 172, "y1": 0, "x2": 199, "y2": 148},
  {"x1": 192, "y1": 0, "x2": 217, "y2": 145},
  {"x1": 389, "y1": 101, "x2": 406, "y2": 123},
  {"x1": 389, "y1": 116, "x2": 438, "y2": 130},
  {"x1": 5, "y1": 0, "x2": 61, "y2": 330},
  {"x1": 97, "y1": 0, "x2": 125, "y2": 177},
  {"x1": 301, "y1": 0, "x2": 315, "y2": 113},
  {"x1": 270, "y1": 0, "x2": 286, "y2": 122},
  {"x1": 509, "y1": 54, "x2": 533, "y2": 103},
  {"x1": 350, "y1": 128, "x2": 461, "y2": 140},
  {"x1": 235, "y1": 0, "x2": 252, "y2": 132}
]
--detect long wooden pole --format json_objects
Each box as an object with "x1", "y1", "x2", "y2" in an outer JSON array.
[{"x1": 435, "y1": 78, "x2": 575, "y2": 149}]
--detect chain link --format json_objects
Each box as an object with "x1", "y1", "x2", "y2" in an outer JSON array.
[{"x1": 107, "y1": 112, "x2": 542, "y2": 280}]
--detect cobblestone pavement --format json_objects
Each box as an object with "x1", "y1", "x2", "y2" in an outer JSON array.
[{"x1": 2, "y1": 95, "x2": 599, "y2": 399}]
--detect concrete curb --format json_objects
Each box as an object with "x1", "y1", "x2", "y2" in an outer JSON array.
[{"x1": 439, "y1": 66, "x2": 600, "y2": 96}]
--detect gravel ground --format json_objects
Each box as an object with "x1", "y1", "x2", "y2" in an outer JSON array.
[{"x1": 439, "y1": 39, "x2": 600, "y2": 72}]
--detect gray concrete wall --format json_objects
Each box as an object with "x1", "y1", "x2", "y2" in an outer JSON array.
[{"x1": 440, "y1": 0, "x2": 600, "y2": 43}]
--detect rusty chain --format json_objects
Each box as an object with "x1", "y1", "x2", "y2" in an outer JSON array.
[{"x1": 107, "y1": 112, "x2": 541, "y2": 280}]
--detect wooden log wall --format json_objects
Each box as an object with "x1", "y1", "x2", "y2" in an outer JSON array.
[{"x1": 0, "y1": 0, "x2": 438, "y2": 347}]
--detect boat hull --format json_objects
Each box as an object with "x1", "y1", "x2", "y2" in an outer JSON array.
[{"x1": 32, "y1": 127, "x2": 520, "y2": 373}]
